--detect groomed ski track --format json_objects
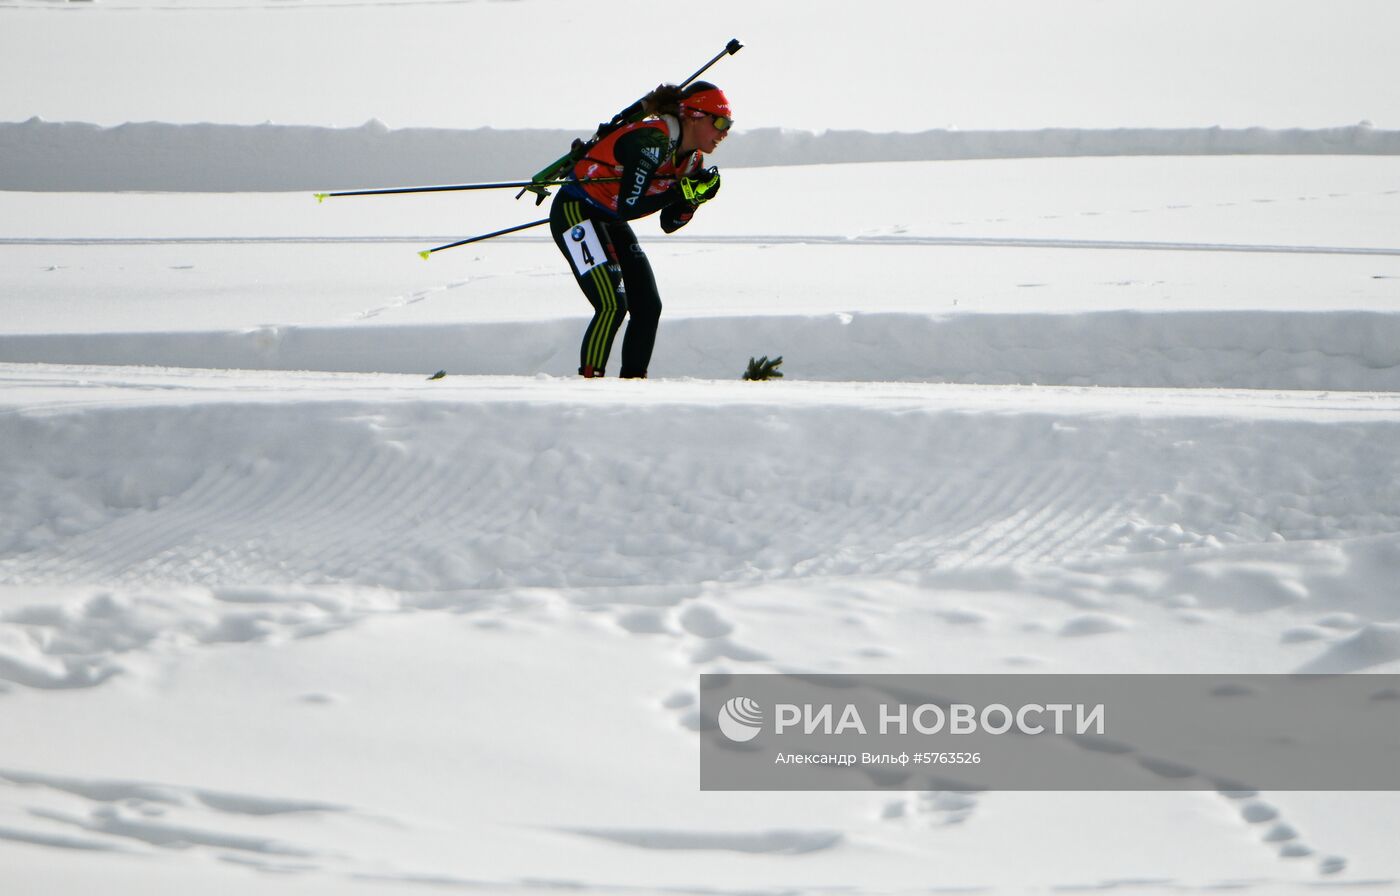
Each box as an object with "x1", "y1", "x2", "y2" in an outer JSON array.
[
  {"x1": 5, "y1": 363, "x2": 1398, "y2": 594},
  {"x1": 4, "y1": 363, "x2": 1400, "y2": 894},
  {"x1": 4, "y1": 153, "x2": 1400, "y2": 893}
]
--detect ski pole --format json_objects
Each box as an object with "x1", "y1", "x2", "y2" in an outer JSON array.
[
  {"x1": 597, "y1": 38, "x2": 745, "y2": 140},
  {"x1": 314, "y1": 177, "x2": 622, "y2": 202},
  {"x1": 679, "y1": 38, "x2": 745, "y2": 92},
  {"x1": 516, "y1": 38, "x2": 743, "y2": 205},
  {"x1": 417, "y1": 217, "x2": 549, "y2": 260}
]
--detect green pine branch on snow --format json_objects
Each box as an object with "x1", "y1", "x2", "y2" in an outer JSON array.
[{"x1": 744, "y1": 356, "x2": 784, "y2": 381}]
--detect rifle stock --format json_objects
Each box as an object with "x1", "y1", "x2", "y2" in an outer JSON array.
[{"x1": 516, "y1": 38, "x2": 743, "y2": 205}]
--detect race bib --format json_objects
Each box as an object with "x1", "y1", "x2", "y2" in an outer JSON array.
[{"x1": 565, "y1": 219, "x2": 605, "y2": 276}]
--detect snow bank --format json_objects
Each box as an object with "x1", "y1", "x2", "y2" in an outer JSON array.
[
  {"x1": 4, "y1": 118, "x2": 1399, "y2": 192},
  {"x1": 3, "y1": 369, "x2": 1397, "y2": 597},
  {"x1": 5, "y1": 310, "x2": 1400, "y2": 391},
  {"x1": 3, "y1": 365, "x2": 1400, "y2": 890}
]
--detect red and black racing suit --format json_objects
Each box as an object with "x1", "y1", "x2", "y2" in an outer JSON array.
[{"x1": 550, "y1": 116, "x2": 705, "y2": 378}]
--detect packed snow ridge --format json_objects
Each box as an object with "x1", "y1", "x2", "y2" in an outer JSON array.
[
  {"x1": 7, "y1": 311, "x2": 1400, "y2": 391},
  {"x1": 4, "y1": 118, "x2": 1399, "y2": 191}
]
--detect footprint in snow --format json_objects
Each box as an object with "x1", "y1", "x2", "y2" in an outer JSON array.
[
  {"x1": 1296, "y1": 622, "x2": 1400, "y2": 673},
  {"x1": 1314, "y1": 612, "x2": 1363, "y2": 631},
  {"x1": 1281, "y1": 625, "x2": 1331, "y2": 644},
  {"x1": 691, "y1": 638, "x2": 771, "y2": 664},
  {"x1": 1058, "y1": 613, "x2": 1132, "y2": 637},
  {"x1": 615, "y1": 608, "x2": 675, "y2": 636},
  {"x1": 935, "y1": 607, "x2": 992, "y2": 626},
  {"x1": 1217, "y1": 789, "x2": 1341, "y2": 871},
  {"x1": 660, "y1": 690, "x2": 701, "y2": 732},
  {"x1": 1240, "y1": 800, "x2": 1279, "y2": 824},
  {"x1": 678, "y1": 603, "x2": 733, "y2": 639},
  {"x1": 1002, "y1": 654, "x2": 1047, "y2": 667},
  {"x1": 880, "y1": 790, "x2": 979, "y2": 827},
  {"x1": 1175, "y1": 609, "x2": 1214, "y2": 626},
  {"x1": 661, "y1": 690, "x2": 694, "y2": 710},
  {"x1": 668, "y1": 602, "x2": 769, "y2": 664},
  {"x1": 1320, "y1": 855, "x2": 1348, "y2": 874},
  {"x1": 0, "y1": 767, "x2": 367, "y2": 865},
  {"x1": 557, "y1": 826, "x2": 843, "y2": 854}
]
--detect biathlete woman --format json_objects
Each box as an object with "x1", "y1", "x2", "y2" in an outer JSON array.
[{"x1": 549, "y1": 81, "x2": 732, "y2": 378}]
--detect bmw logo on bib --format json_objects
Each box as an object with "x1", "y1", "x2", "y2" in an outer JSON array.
[{"x1": 571, "y1": 225, "x2": 586, "y2": 242}]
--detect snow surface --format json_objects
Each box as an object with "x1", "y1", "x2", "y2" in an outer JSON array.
[
  {"x1": 5, "y1": 156, "x2": 1399, "y2": 388},
  {"x1": 4, "y1": 1, "x2": 1400, "y2": 893},
  {"x1": 4, "y1": 364, "x2": 1400, "y2": 894},
  {"x1": 4, "y1": 153, "x2": 1400, "y2": 894}
]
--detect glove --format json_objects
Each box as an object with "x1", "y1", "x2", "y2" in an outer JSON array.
[
  {"x1": 660, "y1": 201, "x2": 694, "y2": 234},
  {"x1": 679, "y1": 167, "x2": 721, "y2": 205}
]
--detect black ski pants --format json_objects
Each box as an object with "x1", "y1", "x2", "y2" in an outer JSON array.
[{"x1": 550, "y1": 195, "x2": 662, "y2": 378}]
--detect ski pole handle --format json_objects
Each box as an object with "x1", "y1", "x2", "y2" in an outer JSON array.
[{"x1": 680, "y1": 38, "x2": 743, "y2": 89}]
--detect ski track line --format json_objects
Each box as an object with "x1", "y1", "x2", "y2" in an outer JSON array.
[
  {"x1": 971, "y1": 477, "x2": 1092, "y2": 567},
  {"x1": 6, "y1": 234, "x2": 1400, "y2": 256},
  {"x1": 1, "y1": 0, "x2": 490, "y2": 11},
  {"x1": 888, "y1": 481, "x2": 980, "y2": 571},
  {"x1": 1031, "y1": 488, "x2": 1159, "y2": 565},
  {"x1": 781, "y1": 454, "x2": 1092, "y2": 578},
  {"x1": 197, "y1": 433, "x2": 427, "y2": 584},
  {"x1": 975, "y1": 464, "x2": 1103, "y2": 567},
  {"x1": 927, "y1": 464, "x2": 1044, "y2": 571},
  {"x1": 843, "y1": 482, "x2": 929, "y2": 573},
  {"x1": 7, "y1": 461, "x2": 243, "y2": 583},
  {"x1": 939, "y1": 466, "x2": 1046, "y2": 570},
  {"x1": 364, "y1": 453, "x2": 535, "y2": 584},
  {"x1": 171, "y1": 456, "x2": 326, "y2": 582},
  {"x1": 6, "y1": 386, "x2": 1398, "y2": 590},
  {"x1": 860, "y1": 481, "x2": 937, "y2": 575},
  {"x1": 231, "y1": 437, "x2": 381, "y2": 554},
  {"x1": 69, "y1": 439, "x2": 336, "y2": 585},
  {"x1": 133, "y1": 452, "x2": 343, "y2": 585},
  {"x1": 768, "y1": 477, "x2": 867, "y2": 578},
  {"x1": 110, "y1": 464, "x2": 287, "y2": 585},
  {"x1": 948, "y1": 462, "x2": 1084, "y2": 569},
  {"x1": 126, "y1": 468, "x2": 283, "y2": 584},
  {"x1": 1024, "y1": 474, "x2": 1119, "y2": 563},
  {"x1": 794, "y1": 499, "x2": 864, "y2": 578},
  {"x1": 387, "y1": 464, "x2": 495, "y2": 562},
  {"x1": 140, "y1": 447, "x2": 322, "y2": 582},
  {"x1": 876, "y1": 471, "x2": 992, "y2": 573},
  {"x1": 1025, "y1": 496, "x2": 1130, "y2": 568},
  {"x1": 261, "y1": 438, "x2": 392, "y2": 577},
  {"x1": 145, "y1": 462, "x2": 285, "y2": 577},
  {"x1": 117, "y1": 464, "x2": 270, "y2": 584},
  {"x1": 931, "y1": 469, "x2": 1034, "y2": 569},
  {"x1": 309, "y1": 447, "x2": 437, "y2": 578},
  {"x1": 365, "y1": 467, "x2": 501, "y2": 584}
]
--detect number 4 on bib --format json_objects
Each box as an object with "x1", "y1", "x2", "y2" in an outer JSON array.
[{"x1": 567, "y1": 221, "x2": 606, "y2": 276}]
